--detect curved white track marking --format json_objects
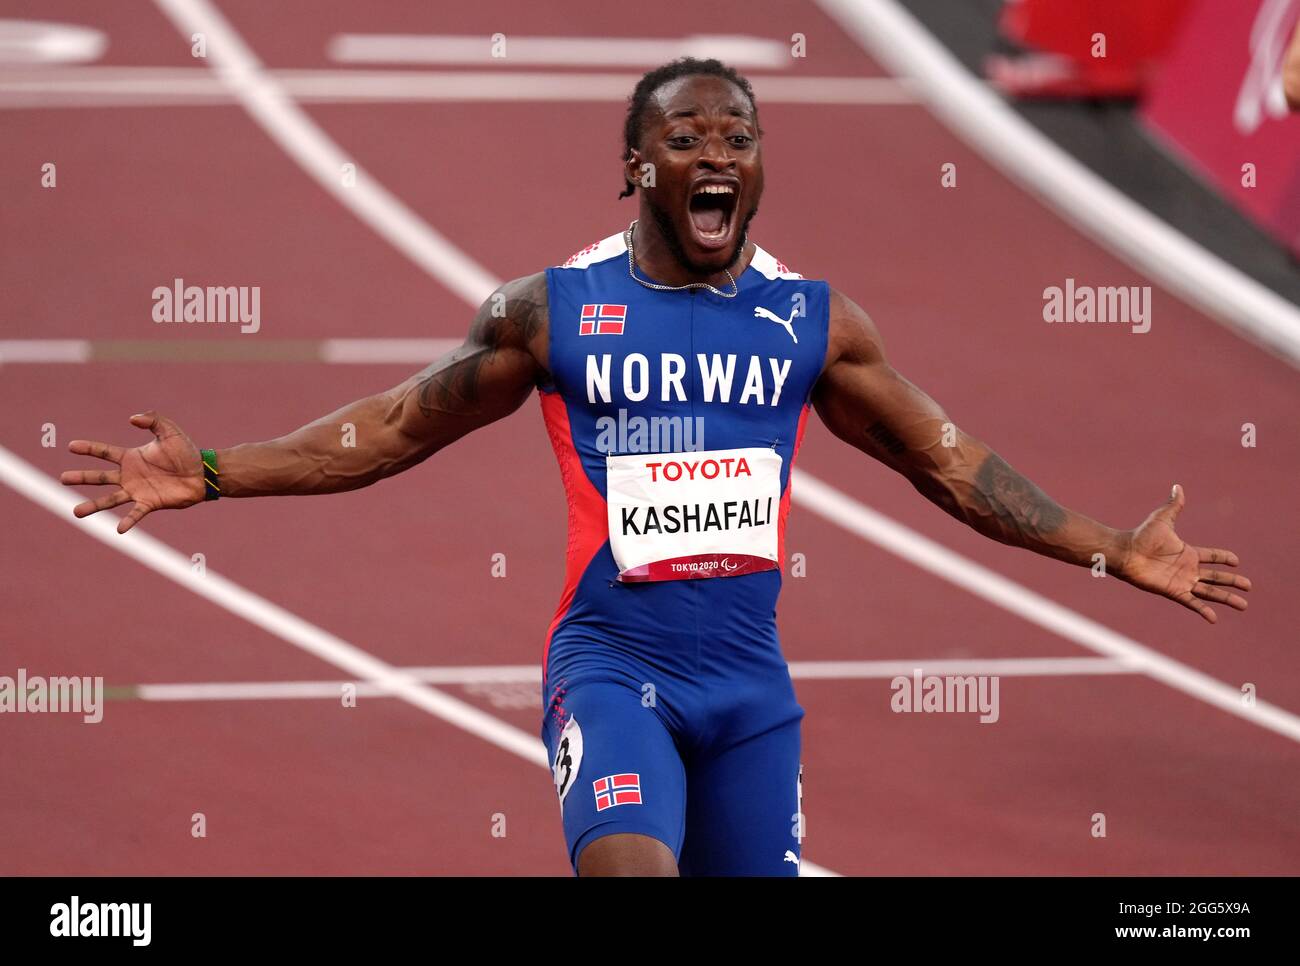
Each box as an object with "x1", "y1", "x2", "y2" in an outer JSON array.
[
  {"x1": 817, "y1": 0, "x2": 1300, "y2": 368},
  {"x1": 798, "y1": 861, "x2": 838, "y2": 877},
  {"x1": 793, "y1": 470, "x2": 1300, "y2": 743},
  {"x1": 0, "y1": 444, "x2": 547, "y2": 767},
  {"x1": 152, "y1": 0, "x2": 499, "y2": 308}
]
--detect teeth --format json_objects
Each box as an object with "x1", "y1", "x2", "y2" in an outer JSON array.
[{"x1": 694, "y1": 184, "x2": 735, "y2": 195}]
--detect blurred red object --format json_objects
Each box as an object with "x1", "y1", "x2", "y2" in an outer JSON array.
[
  {"x1": 988, "y1": 0, "x2": 1195, "y2": 98},
  {"x1": 1142, "y1": 0, "x2": 1300, "y2": 258}
]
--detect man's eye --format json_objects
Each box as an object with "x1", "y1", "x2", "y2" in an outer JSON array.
[
  {"x1": 729, "y1": 136, "x2": 753, "y2": 147},
  {"x1": 669, "y1": 136, "x2": 696, "y2": 147}
]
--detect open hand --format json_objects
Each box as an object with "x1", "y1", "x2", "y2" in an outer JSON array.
[
  {"x1": 1118, "y1": 485, "x2": 1251, "y2": 623},
  {"x1": 61, "y1": 412, "x2": 205, "y2": 534}
]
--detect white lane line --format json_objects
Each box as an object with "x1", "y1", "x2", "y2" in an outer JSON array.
[
  {"x1": 797, "y1": 862, "x2": 838, "y2": 877},
  {"x1": 153, "y1": 0, "x2": 499, "y2": 308},
  {"x1": 275, "y1": 70, "x2": 911, "y2": 105},
  {"x1": 136, "y1": 681, "x2": 370, "y2": 701},
  {"x1": 117, "y1": 657, "x2": 1139, "y2": 703},
  {"x1": 816, "y1": 0, "x2": 1300, "y2": 368},
  {"x1": 0, "y1": 66, "x2": 915, "y2": 107},
  {"x1": 328, "y1": 33, "x2": 792, "y2": 68},
  {"x1": 792, "y1": 470, "x2": 1300, "y2": 743},
  {"x1": 789, "y1": 656, "x2": 1139, "y2": 679},
  {"x1": 0, "y1": 19, "x2": 107, "y2": 64},
  {"x1": 0, "y1": 340, "x2": 90, "y2": 363},
  {"x1": 0, "y1": 339, "x2": 461, "y2": 364},
  {"x1": 320, "y1": 338, "x2": 459, "y2": 364},
  {"x1": 404, "y1": 665, "x2": 541, "y2": 683},
  {"x1": 0, "y1": 443, "x2": 546, "y2": 767}
]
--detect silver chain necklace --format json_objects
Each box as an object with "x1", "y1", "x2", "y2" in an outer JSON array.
[{"x1": 625, "y1": 220, "x2": 739, "y2": 298}]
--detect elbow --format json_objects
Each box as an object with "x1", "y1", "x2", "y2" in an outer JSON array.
[{"x1": 909, "y1": 470, "x2": 966, "y2": 525}]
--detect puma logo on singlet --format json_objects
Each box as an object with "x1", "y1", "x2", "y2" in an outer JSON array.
[{"x1": 754, "y1": 305, "x2": 799, "y2": 344}]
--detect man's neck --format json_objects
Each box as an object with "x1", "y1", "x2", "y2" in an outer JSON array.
[{"x1": 629, "y1": 209, "x2": 755, "y2": 289}]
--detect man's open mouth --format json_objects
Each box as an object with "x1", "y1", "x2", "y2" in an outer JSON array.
[{"x1": 687, "y1": 182, "x2": 738, "y2": 248}]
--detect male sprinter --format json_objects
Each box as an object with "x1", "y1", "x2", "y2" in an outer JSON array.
[{"x1": 62, "y1": 59, "x2": 1250, "y2": 877}]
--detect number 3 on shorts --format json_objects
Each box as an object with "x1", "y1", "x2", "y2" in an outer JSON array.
[{"x1": 552, "y1": 716, "x2": 584, "y2": 812}]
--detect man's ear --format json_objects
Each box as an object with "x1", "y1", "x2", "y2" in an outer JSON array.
[{"x1": 624, "y1": 148, "x2": 643, "y2": 192}]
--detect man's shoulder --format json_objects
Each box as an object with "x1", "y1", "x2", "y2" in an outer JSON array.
[
  {"x1": 553, "y1": 231, "x2": 629, "y2": 271},
  {"x1": 481, "y1": 272, "x2": 550, "y2": 347},
  {"x1": 823, "y1": 285, "x2": 885, "y2": 366},
  {"x1": 748, "y1": 244, "x2": 808, "y2": 282},
  {"x1": 497, "y1": 271, "x2": 549, "y2": 304}
]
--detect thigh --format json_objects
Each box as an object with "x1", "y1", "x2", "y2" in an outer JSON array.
[
  {"x1": 678, "y1": 716, "x2": 804, "y2": 877},
  {"x1": 542, "y1": 679, "x2": 687, "y2": 874}
]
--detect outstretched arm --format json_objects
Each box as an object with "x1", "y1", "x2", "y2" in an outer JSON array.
[
  {"x1": 811, "y1": 288, "x2": 1250, "y2": 623},
  {"x1": 62, "y1": 273, "x2": 549, "y2": 530},
  {"x1": 216, "y1": 273, "x2": 548, "y2": 496}
]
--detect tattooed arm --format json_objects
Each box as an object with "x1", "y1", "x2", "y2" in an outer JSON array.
[
  {"x1": 62, "y1": 273, "x2": 549, "y2": 527},
  {"x1": 811, "y1": 289, "x2": 1250, "y2": 621},
  {"x1": 215, "y1": 274, "x2": 549, "y2": 497},
  {"x1": 814, "y1": 289, "x2": 1120, "y2": 566}
]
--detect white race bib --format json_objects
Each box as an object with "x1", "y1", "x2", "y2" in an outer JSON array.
[{"x1": 605, "y1": 447, "x2": 782, "y2": 582}]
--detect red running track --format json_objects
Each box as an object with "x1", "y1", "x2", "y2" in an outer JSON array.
[{"x1": 1, "y1": 0, "x2": 1297, "y2": 875}]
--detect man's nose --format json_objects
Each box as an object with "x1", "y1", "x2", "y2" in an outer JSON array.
[{"x1": 696, "y1": 134, "x2": 737, "y2": 169}]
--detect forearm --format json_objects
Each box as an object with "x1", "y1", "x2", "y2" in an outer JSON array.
[
  {"x1": 216, "y1": 384, "x2": 427, "y2": 497},
  {"x1": 820, "y1": 292, "x2": 1137, "y2": 576},
  {"x1": 212, "y1": 281, "x2": 545, "y2": 498},
  {"x1": 913, "y1": 438, "x2": 1131, "y2": 571}
]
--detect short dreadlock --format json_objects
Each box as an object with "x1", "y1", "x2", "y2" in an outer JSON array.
[{"x1": 618, "y1": 57, "x2": 761, "y2": 199}]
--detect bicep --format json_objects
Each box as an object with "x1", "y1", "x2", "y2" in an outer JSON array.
[
  {"x1": 813, "y1": 355, "x2": 958, "y2": 477},
  {"x1": 813, "y1": 290, "x2": 982, "y2": 481},
  {"x1": 389, "y1": 277, "x2": 546, "y2": 457}
]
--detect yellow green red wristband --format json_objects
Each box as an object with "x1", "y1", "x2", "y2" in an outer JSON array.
[{"x1": 201, "y1": 448, "x2": 220, "y2": 501}]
